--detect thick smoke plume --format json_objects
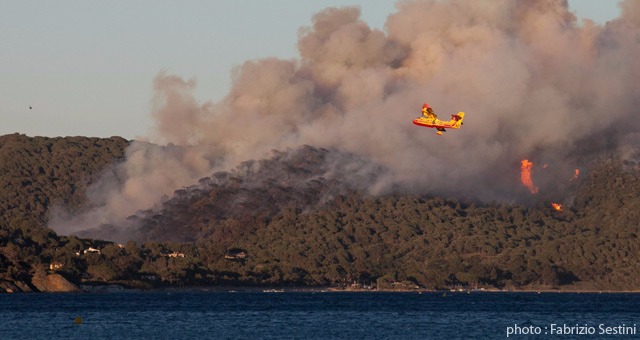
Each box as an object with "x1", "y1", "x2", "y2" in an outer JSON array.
[{"x1": 51, "y1": 0, "x2": 640, "y2": 235}]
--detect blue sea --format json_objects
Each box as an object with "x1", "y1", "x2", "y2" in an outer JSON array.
[{"x1": 1, "y1": 291, "x2": 639, "y2": 339}]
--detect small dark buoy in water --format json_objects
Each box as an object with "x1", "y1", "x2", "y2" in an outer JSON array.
[{"x1": 74, "y1": 316, "x2": 83, "y2": 324}]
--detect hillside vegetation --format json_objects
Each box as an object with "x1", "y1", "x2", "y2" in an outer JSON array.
[
  {"x1": 0, "y1": 133, "x2": 128, "y2": 227},
  {"x1": 1, "y1": 135, "x2": 639, "y2": 292}
]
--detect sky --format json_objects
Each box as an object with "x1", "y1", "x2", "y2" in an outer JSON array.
[{"x1": 0, "y1": 0, "x2": 623, "y2": 139}]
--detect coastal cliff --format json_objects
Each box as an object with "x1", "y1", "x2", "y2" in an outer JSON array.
[{"x1": 31, "y1": 271, "x2": 81, "y2": 293}]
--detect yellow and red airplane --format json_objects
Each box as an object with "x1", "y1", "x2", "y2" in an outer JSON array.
[{"x1": 413, "y1": 103, "x2": 465, "y2": 136}]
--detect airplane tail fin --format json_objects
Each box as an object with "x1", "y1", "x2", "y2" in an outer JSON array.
[{"x1": 451, "y1": 112, "x2": 465, "y2": 128}]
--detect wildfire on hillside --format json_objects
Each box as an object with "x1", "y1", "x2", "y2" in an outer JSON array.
[
  {"x1": 520, "y1": 160, "x2": 580, "y2": 212},
  {"x1": 520, "y1": 159, "x2": 538, "y2": 194}
]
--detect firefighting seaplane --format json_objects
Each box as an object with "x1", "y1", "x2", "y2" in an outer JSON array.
[{"x1": 413, "y1": 103, "x2": 465, "y2": 135}]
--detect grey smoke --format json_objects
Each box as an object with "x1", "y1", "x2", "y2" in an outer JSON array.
[{"x1": 50, "y1": 0, "x2": 640, "y2": 236}]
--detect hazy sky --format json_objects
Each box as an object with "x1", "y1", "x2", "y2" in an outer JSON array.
[{"x1": 0, "y1": 0, "x2": 622, "y2": 139}]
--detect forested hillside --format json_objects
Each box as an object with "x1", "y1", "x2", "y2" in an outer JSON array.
[
  {"x1": 1, "y1": 135, "x2": 639, "y2": 292},
  {"x1": 89, "y1": 154, "x2": 640, "y2": 290},
  {"x1": 0, "y1": 134, "x2": 129, "y2": 292},
  {"x1": 0, "y1": 133, "x2": 128, "y2": 227}
]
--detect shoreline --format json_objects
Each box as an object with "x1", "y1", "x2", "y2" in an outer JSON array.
[
  {"x1": 5, "y1": 277, "x2": 640, "y2": 294},
  {"x1": 74, "y1": 283, "x2": 640, "y2": 294}
]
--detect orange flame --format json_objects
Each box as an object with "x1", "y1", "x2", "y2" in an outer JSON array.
[
  {"x1": 551, "y1": 202, "x2": 562, "y2": 211},
  {"x1": 520, "y1": 159, "x2": 538, "y2": 194},
  {"x1": 571, "y1": 168, "x2": 580, "y2": 181}
]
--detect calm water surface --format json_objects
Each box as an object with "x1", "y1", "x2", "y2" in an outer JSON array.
[{"x1": 1, "y1": 291, "x2": 639, "y2": 339}]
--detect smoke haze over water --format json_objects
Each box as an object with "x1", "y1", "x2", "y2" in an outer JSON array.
[{"x1": 50, "y1": 0, "x2": 640, "y2": 235}]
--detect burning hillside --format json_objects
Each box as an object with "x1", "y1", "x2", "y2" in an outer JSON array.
[
  {"x1": 51, "y1": 0, "x2": 640, "y2": 237},
  {"x1": 519, "y1": 157, "x2": 584, "y2": 210},
  {"x1": 4, "y1": 135, "x2": 640, "y2": 291}
]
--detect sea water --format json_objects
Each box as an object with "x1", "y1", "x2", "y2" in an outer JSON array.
[{"x1": 1, "y1": 291, "x2": 639, "y2": 339}]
